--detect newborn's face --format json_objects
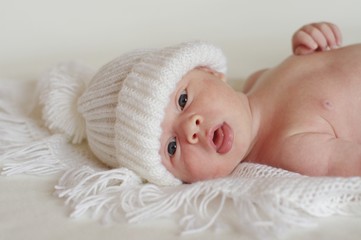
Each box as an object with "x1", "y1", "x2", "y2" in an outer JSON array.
[{"x1": 159, "y1": 68, "x2": 253, "y2": 183}]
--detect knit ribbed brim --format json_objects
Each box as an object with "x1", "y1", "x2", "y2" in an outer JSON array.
[{"x1": 78, "y1": 49, "x2": 151, "y2": 167}]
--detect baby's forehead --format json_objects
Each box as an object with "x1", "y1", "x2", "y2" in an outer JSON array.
[
  {"x1": 161, "y1": 67, "x2": 223, "y2": 121},
  {"x1": 166, "y1": 67, "x2": 224, "y2": 99},
  {"x1": 175, "y1": 67, "x2": 211, "y2": 85}
]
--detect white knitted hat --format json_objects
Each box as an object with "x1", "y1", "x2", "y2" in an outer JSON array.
[{"x1": 41, "y1": 41, "x2": 227, "y2": 186}]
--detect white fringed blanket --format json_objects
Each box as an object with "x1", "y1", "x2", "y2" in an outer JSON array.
[{"x1": 1, "y1": 78, "x2": 361, "y2": 239}]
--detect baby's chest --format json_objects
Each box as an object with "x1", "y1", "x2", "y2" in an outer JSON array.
[{"x1": 276, "y1": 91, "x2": 361, "y2": 144}]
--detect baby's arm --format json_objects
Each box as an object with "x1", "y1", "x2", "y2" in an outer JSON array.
[
  {"x1": 279, "y1": 133, "x2": 361, "y2": 176},
  {"x1": 292, "y1": 22, "x2": 342, "y2": 55}
]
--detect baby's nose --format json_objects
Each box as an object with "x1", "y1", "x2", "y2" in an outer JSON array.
[{"x1": 184, "y1": 114, "x2": 203, "y2": 144}]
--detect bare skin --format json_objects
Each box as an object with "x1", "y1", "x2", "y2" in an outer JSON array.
[
  {"x1": 245, "y1": 43, "x2": 361, "y2": 176},
  {"x1": 160, "y1": 22, "x2": 361, "y2": 182}
]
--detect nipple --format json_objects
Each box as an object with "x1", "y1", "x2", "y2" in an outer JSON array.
[{"x1": 322, "y1": 100, "x2": 333, "y2": 110}]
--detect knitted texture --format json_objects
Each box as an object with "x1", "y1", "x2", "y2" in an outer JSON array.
[
  {"x1": 39, "y1": 62, "x2": 94, "y2": 144},
  {"x1": 1, "y1": 65, "x2": 361, "y2": 240},
  {"x1": 78, "y1": 42, "x2": 227, "y2": 186},
  {"x1": 78, "y1": 50, "x2": 149, "y2": 168}
]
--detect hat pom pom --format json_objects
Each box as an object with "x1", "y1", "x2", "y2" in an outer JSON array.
[{"x1": 39, "y1": 62, "x2": 94, "y2": 144}]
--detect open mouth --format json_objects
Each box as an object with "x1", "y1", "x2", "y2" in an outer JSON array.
[{"x1": 210, "y1": 122, "x2": 234, "y2": 154}]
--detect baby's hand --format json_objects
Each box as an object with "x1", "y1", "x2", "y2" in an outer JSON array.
[{"x1": 292, "y1": 22, "x2": 342, "y2": 55}]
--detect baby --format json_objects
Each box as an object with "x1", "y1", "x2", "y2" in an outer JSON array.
[
  {"x1": 159, "y1": 22, "x2": 361, "y2": 183},
  {"x1": 40, "y1": 21, "x2": 361, "y2": 186}
]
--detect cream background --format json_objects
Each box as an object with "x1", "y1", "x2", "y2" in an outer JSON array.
[
  {"x1": 2, "y1": 0, "x2": 361, "y2": 82},
  {"x1": 1, "y1": 0, "x2": 361, "y2": 239}
]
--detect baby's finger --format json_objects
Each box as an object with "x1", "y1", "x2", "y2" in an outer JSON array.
[
  {"x1": 292, "y1": 30, "x2": 318, "y2": 54},
  {"x1": 302, "y1": 25, "x2": 328, "y2": 51},
  {"x1": 312, "y1": 23, "x2": 338, "y2": 49},
  {"x1": 328, "y1": 23, "x2": 343, "y2": 46},
  {"x1": 294, "y1": 45, "x2": 316, "y2": 55}
]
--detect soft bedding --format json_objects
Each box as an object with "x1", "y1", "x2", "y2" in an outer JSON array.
[
  {"x1": 2, "y1": 1, "x2": 361, "y2": 240},
  {"x1": 2, "y1": 58, "x2": 361, "y2": 240}
]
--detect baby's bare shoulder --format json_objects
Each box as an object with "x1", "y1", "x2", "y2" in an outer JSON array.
[{"x1": 243, "y1": 69, "x2": 268, "y2": 93}]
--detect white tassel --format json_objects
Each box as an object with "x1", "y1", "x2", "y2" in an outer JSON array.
[
  {"x1": 39, "y1": 62, "x2": 94, "y2": 144},
  {"x1": 56, "y1": 166, "x2": 142, "y2": 223},
  {"x1": 1, "y1": 134, "x2": 70, "y2": 175},
  {"x1": 1, "y1": 133, "x2": 97, "y2": 176},
  {"x1": 0, "y1": 112, "x2": 49, "y2": 154}
]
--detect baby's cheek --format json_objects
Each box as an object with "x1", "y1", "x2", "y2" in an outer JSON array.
[
  {"x1": 159, "y1": 153, "x2": 193, "y2": 183},
  {"x1": 179, "y1": 153, "x2": 205, "y2": 182},
  {"x1": 210, "y1": 158, "x2": 239, "y2": 179},
  {"x1": 159, "y1": 153, "x2": 183, "y2": 181},
  {"x1": 183, "y1": 156, "x2": 219, "y2": 182}
]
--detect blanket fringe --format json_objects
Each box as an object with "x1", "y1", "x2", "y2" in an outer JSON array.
[
  {"x1": 1, "y1": 134, "x2": 70, "y2": 175},
  {"x1": 1, "y1": 134, "x2": 102, "y2": 177},
  {"x1": 0, "y1": 102, "x2": 63, "y2": 175},
  {"x1": 0, "y1": 115, "x2": 43, "y2": 147},
  {"x1": 1, "y1": 95, "x2": 100, "y2": 176},
  {"x1": 56, "y1": 166, "x2": 142, "y2": 223},
  {"x1": 55, "y1": 163, "x2": 361, "y2": 239},
  {"x1": 3, "y1": 80, "x2": 361, "y2": 239}
]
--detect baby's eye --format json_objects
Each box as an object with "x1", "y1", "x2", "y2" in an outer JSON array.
[
  {"x1": 167, "y1": 137, "x2": 177, "y2": 157},
  {"x1": 178, "y1": 90, "x2": 188, "y2": 110}
]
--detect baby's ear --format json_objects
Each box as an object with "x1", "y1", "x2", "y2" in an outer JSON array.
[{"x1": 197, "y1": 66, "x2": 226, "y2": 82}]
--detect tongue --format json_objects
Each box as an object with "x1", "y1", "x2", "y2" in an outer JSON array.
[{"x1": 213, "y1": 127, "x2": 224, "y2": 150}]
